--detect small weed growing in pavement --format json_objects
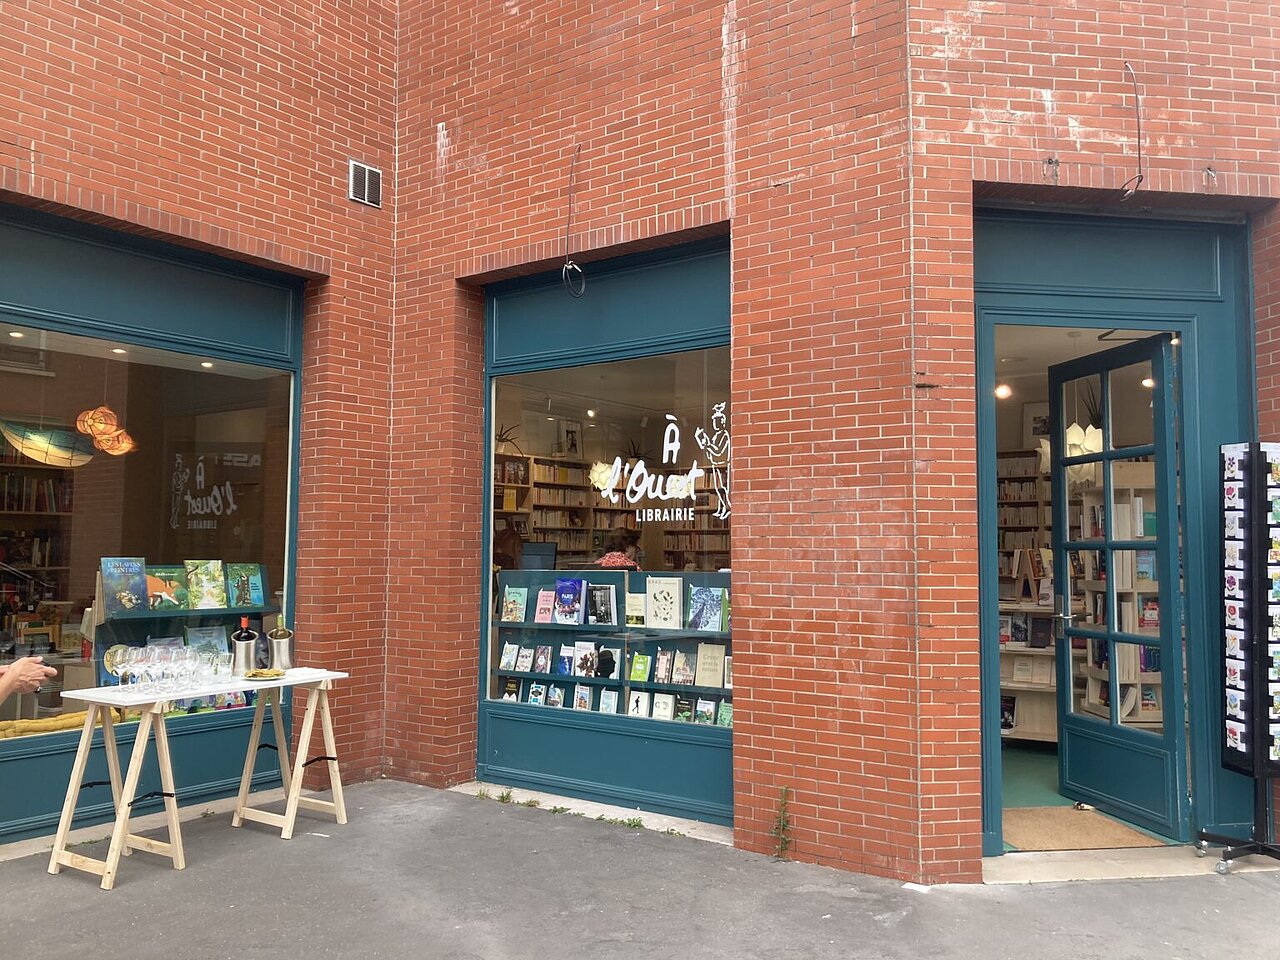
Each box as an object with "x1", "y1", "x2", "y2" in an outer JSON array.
[
  {"x1": 661, "y1": 828, "x2": 685, "y2": 837},
  {"x1": 521, "y1": 798, "x2": 540, "y2": 808},
  {"x1": 549, "y1": 805, "x2": 570, "y2": 814},
  {"x1": 496, "y1": 788, "x2": 514, "y2": 804},
  {"x1": 770, "y1": 786, "x2": 793, "y2": 859},
  {"x1": 595, "y1": 815, "x2": 646, "y2": 829},
  {"x1": 475, "y1": 787, "x2": 491, "y2": 800}
]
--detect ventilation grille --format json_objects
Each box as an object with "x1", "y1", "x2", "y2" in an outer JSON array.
[{"x1": 348, "y1": 159, "x2": 383, "y2": 207}]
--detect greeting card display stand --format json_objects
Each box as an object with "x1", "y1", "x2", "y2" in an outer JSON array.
[{"x1": 1196, "y1": 443, "x2": 1280, "y2": 873}]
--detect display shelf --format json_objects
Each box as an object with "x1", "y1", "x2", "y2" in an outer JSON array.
[
  {"x1": 491, "y1": 569, "x2": 731, "y2": 725},
  {"x1": 102, "y1": 604, "x2": 280, "y2": 622}
]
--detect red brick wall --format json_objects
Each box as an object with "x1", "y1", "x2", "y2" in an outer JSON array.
[
  {"x1": 7, "y1": 0, "x2": 1280, "y2": 883},
  {"x1": 0, "y1": 1, "x2": 399, "y2": 780}
]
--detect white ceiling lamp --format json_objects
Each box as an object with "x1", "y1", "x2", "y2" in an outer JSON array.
[
  {"x1": 994, "y1": 383, "x2": 1013, "y2": 399},
  {"x1": 1038, "y1": 332, "x2": 1102, "y2": 484}
]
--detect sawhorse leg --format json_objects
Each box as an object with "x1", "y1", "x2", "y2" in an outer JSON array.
[
  {"x1": 233, "y1": 688, "x2": 291, "y2": 828},
  {"x1": 48, "y1": 705, "x2": 102, "y2": 876}
]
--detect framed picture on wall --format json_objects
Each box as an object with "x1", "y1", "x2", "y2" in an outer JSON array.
[
  {"x1": 559, "y1": 419, "x2": 583, "y2": 459},
  {"x1": 1021, "y1": 401, "x2": 1050, "y2": 449}
]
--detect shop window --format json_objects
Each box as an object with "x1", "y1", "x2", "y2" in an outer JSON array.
[
  {"x1": 0, "y1": 322, "x2": 291, "y2": 737},
  {"x1": 487, "y1": 346, "x2": 732, "y2": 722}
]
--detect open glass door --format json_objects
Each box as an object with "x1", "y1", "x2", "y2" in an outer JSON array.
[{"x1": 1050, "y1": 333, "x2": 1189, "y2": 840}]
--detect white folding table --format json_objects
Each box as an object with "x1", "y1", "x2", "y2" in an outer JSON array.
[{"x1": 49, "y1": 667, "x2": 348, "y2": 890}]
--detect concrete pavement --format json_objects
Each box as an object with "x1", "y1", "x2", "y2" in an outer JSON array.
[{"x1": 1, "y1": 779, "x2": 1276, "y2": 959}]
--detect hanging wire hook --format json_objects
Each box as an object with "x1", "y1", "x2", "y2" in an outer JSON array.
[
  {"x1": 562, "y1": 144, "x2": 586, "y2": 298},
  {"x1": 1119, "y1": 62, "x2": 1145, "y2": 201}
]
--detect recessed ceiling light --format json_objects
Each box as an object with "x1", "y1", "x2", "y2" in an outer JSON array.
[
  {"x1": 8, "y1": 331, "x2": 24, "y2": 339},
  {"x1": 999, "y1": 356, "x2": 1026, "y2": 364},
  {"x1": 545, "y1": 416, "x2": 554, "y2": 421},
  {"x1": 1170, "y1": 335, "x2": 1181, "y2": 345},
  {"x1": 200, "y1": 361, "x2": 214, "y2": 369},
  {"x1": 994, "y1": 383, "x2": 1013, "y2": 399},
  {"x1": 586, "y1": 409, "x2": 596, "y2": 418},
  {"x1": 110, "y1": 348, "x2": 127, "y2": 355},
  {"x1": 1141, "y1": 377, "x2": 1155, "y2": 389}
]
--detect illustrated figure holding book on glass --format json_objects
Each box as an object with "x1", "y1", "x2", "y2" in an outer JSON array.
[{"x1": 695, "y1": 402, "x2": 732, "y2": 520}]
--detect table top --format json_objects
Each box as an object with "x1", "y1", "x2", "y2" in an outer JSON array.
[{"x1": 60, "y1": 668, "x2": 348, "y2": 708}]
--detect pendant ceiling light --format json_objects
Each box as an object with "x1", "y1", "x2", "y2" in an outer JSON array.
[
  {"x1": 0, "y1": 421, "x2": 96, "y2": 467},
  {"x1": 75, "y1": 405, "x2": 136, "y2": 456}
]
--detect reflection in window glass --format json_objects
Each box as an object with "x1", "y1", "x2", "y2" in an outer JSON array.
[{"x1": 0, "y1": 323, "x2": 291, "y2": 738}]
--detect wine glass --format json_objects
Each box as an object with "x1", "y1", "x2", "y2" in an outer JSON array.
[
  {"x1": 124, "y1": 646, "x2": 146, "y2": 689},
  {"x1": 103, "y1": 644, "x2": 129, "y2": 687}
]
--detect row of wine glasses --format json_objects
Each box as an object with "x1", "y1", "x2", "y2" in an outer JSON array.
[{"x1": 103, "y1": 645, "x2": 234, "y2": 695}]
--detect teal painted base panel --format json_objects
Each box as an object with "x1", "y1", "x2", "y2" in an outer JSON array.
[
  {"x1": 480, "y1": 702, "x2": 732, "y2": 827},
  {"x1": 0, "y1": 706, "x2": 286, "y2": 843},
  {"x1": 477, "y1": 764, "x2": 733, "y2": 826}
]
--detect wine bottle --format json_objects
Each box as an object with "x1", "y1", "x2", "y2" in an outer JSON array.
[{"x1": 230, "y1": 615, "x2": 259, "y2": 674}]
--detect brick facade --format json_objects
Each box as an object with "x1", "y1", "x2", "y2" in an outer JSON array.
[{"x1": 3, "y1": 1, "x2": 1278, "y2": 882}]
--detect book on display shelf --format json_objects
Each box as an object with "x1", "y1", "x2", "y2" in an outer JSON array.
[
  {"x1": 501, "y1": 585, "x2": 529, "y2": 622},
  {"x1": 555, "y1": 644, "x2": 575, "y2": 675},
  {"x1": 693, "y1": 642, "x2": 727, "y2": 688},
  {"x1": 546, "y1": 685, "x2": 565, "y2": 708},
  {"x1": 501, "y1": 677, "x2": 521, "y2": 701},
  {"x1": 184, "y1": 559, "x2": 228, "y2": 609},
  {"x1": 100, "y1": 557, "x2": 148, "y2": 616},
  {"x1": 716, "y1": 700, "x2": 733, "y2": 726},
  {"x1": 596, "y1": 646, "x2": 621, "y2": 679},
  {"x1": 185, "y1": 624, "x2": 229, "y2": 655},
  {"x1": 687, "y1": 585, "x2": 724, "y2": 631},
  {"x1": 628, "y1": 690, "x2": 650, "y2": 717},
  {"x1": 644, "y1": 576, "x2": 682, "y2": 630},
  {"x1": 670, "y1": 650, "x2": 697, "y2": 685},
  {"x1": 527, "y1": 683, "x2": 546, "y2": 705},
  {"x1": 499, "y1": 642, "x2": 520, "y2": 671},
  {"x1": 723, "y1": 656, "x2": 733, "y2": 689},
  {"x1": 514, "y1": 647, "x2": 535, "y2": 672},
  {"x1": 533, "y1": 589, "x2": 555, "y2": 623},
  {"x1": 586, "y1": 583, "x2": 617, "y2": 625},
  {"x1": 693, "y1": 698, "x2": 716, "y2": 724},
  {"x1": 629, "y1": 652, "x2": 652, "y2": 683},
  {"x1": 653, "y1": 649, "x2": 674, "y2": 684},
  {"x1": 145, "y1": 564, "x2": 189, "y2": 611},
  {"x1": 572, "y1": 684, "x2": 593, "y2": 711},
  {"x1": 674, "y1": 695, "x2": 694, "y2": 722},
  {"x1": 224, "y1": 562, "x2": 266, "y2": 608},
  {"x1": 599, "y1": 689, "x2": 619, "y2": 714},
  {"x1": 625, "y1": 593, "x2": 646, "y2": 626},
  {"x1": 553, "y1": 578, "x2": 587, "y2": 625},
  {"x1": 651, "y1": 693, "x2": 675, "y2": 721},
  {"x1": 573, "y1": 641, "x2": 597, "y2": 677},
  {"x1": 533, "y1": 645, "x2": 552, "y2": 674}
]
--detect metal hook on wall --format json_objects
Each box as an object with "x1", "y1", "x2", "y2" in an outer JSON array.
[{"x1": 1119, "y1": 61, "x2": 1145, "y2": 201}]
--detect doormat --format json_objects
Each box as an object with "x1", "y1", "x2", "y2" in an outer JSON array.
[{"x1": 1003, "y1": 806, "x2": 1166, "y2": 851}]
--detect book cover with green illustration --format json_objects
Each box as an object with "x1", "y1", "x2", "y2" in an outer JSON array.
[
  {"x1": 224, "y1": 562, "x2": 266, "y2": 607},
  {"x1": 145, "y1": 564, "x2": 189, "y2": 610},
  {"x1": 184, "y1": 559, "x2": 228, "y2": 609}
]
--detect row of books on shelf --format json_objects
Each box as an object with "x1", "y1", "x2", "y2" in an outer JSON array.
[
  {"x1": 996, "y1": 479, "x2": 1049, "y2": 502},
  {"x1": 997, "y1": 504, "x2": 1050, "y2": 527},
  {"x1": 532, "y1": 462, "x2": 590, "y2": 485},
  {"x1": 995, "y1": 454, "x2": 1039, "y2": 478},
  {"x1": 0, "y1": 473, "x2": 72, "y2": 513},
  {"x1": 1084, "y1": 500, "x2": 1157, "y2": 540},
  {"x1": 1, "y1": 528, "x2": 63, "y2": 568},
  {"x1": 99, "y1": 557, "x2": 269, "y2": 616},
  {"x1": 501, "y1": 578, "x2": 728, "y2": 632},
  {"x1": 531, "y1": 487, "x2": 593, "y2": 507},
  {"x1": 500, "y1": 678, "x2": 732, "y2": 725},
  {"x1": 499, "y1": 639, "x2": 731, "y2": 688},
  {"x1": 496, "y1": 457, "x2": 531, "y2": 486},
  {"x1": 664, "y1": 533, "x2": 729, "y2": 551}
]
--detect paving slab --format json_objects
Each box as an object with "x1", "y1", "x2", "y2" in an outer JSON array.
[{"x1": 1, "y1": 779, "x2": 1277, "y2": 960}]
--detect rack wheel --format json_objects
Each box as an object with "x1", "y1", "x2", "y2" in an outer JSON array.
[
  {"x1": 1196, "y1": 841, "x2": 1209, "y2": 858},
  {"x1": 1215, "y1": 860, "x2": 1230, "y2": 875}
]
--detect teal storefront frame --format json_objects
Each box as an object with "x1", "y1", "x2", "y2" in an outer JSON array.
[
  {"x1": 975, "y1": 210, "x2": 1256, "y2": 855},
  {"x1": 0, "y1": 204, "x2": 305, "y2": 842},
  {"x1": 477, "y1": 239, "x2": 734, "y2": 824}
]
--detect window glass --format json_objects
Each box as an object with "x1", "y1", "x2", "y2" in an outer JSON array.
[{"x1": 0, "y1": 323, "x2": 291, "y2": 737}]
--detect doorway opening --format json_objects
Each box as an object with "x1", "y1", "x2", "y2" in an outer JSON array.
[{"x1": 991, "y1": 324, "x2": 1185, "y2": 853}]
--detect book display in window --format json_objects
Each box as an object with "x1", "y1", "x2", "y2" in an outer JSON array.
[{"x1": 489, "y1": 568, "x2": 731, "y2": 728}]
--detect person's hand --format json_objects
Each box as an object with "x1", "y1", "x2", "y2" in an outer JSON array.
[{"x1": 5, "y1": 656, "x2": 57, "y2": 693}]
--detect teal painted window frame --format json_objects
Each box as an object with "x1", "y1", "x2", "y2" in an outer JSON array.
[
  {"x1": 0, "y1": 203, "x2": 306, "y2": 842},
  {"x1": 478, "y1": 239, "x2": 733, "y2": 821}
]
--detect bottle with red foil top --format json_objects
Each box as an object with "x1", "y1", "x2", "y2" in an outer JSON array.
[{"x1": 230, "y1": 615, "x2": 258, "y2": 676}]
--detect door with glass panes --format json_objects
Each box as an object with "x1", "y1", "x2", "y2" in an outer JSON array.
[{"x1": 1049, "y1": 333, "x2": 1189, "y2": 840}]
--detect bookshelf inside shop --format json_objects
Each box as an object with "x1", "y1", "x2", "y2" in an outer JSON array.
[
  {"x1": 0, "y1": 451, "x2": 75, "y2": 605},
  {"x1": 494, "y1": 453, "x2": 722, "y2": 571},
  {"x1": 1077, "y1": 460, "x2": 1163, "y2": 726},
  {"x1": 995, "y1": 450, "x2": 1087, "y2": 743}
]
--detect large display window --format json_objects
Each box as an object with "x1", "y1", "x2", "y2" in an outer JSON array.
[
  {"x1": 487, "y1": 347, "x2": 731, "y2": 723},
  {"x1": 0, "y1": 321, "x2": 291, "y2": 738}
]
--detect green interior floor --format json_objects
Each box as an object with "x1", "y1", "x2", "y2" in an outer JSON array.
[
  {"x1": 1001, "y1": 743, "x2": 1072, "y2": 809},
  {"x1": 1000, "y1": 742, "x2": 1178, "y2": 848}
]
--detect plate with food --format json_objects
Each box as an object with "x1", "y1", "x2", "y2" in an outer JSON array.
[{"x1": 243, "y1": 668, "x2": 286, "y2": 681}]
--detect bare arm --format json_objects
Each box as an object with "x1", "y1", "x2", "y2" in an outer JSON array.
[{"x1": 0, "y1": 657, "x2": 57, "y2": 704}]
